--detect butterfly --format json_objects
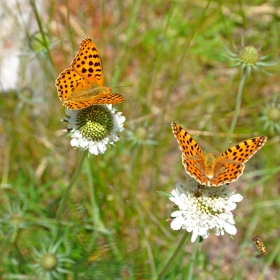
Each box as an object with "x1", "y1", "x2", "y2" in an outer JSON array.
[
  {"x1": 55, "y1": 38, "x2": 124, "y2": 110},
  {"x1": 171, "y1": 122, "x2": 267, "y2": 187}
]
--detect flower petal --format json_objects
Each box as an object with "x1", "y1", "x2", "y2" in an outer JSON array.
[
  {"x1": 89, "y1": 144, "x2": 98, "y2": 155},
  {"x1": 171, "y1": 216, "x2": 185, "y2": 230},
  {"x1": 170, "y1": 210, "x2": 183, "y2": 218},
  {"x1": 191, "y1": 227, "x2": 199, "y2": 243},
  {"x1": 230, "y1": 194, "x2": 243, "y2": 202},
  {"x1": 224, "y1": 223, "x2": 237, "y2": 235}
]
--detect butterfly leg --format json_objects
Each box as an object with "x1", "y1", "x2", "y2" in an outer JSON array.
[
  {"x1": 193, "y1": 161, "x2": 207, "y2": 186},
  {"x1": 212, "y1": 163, "x2": 229, "y2": 186}
]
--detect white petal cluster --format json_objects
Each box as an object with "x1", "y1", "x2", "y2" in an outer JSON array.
[
  {"x1": 65, "y1": 105, "x2": 125, "y2": 155},
  {"x1": 169, "y1": 183, "x2": 243, "y2": 243}
]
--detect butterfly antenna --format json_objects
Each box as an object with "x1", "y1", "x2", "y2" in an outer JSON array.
[
  {"x1": 195, "y1": 133, "x2": 218, "y2": 155},
  {"x1": 110, "y1": 65, "x2": 119, "y2": 85},
  {"x1": 194, "y1": 133, "x2": 208, "y2": 153},
  {"x1": 112, "y1": 84, "x2": 133, "y2": 90},
  {"x1": 109, "y1": 65, "x2": 133, "y2": 90}
]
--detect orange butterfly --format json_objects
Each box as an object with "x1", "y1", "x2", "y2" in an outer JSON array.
[
  {"x1": 171, "y1": 122, "x2": 267, "y2": 187},
  {"x1": 56, "y1": 38, "x2": 124, "y2": 110}
]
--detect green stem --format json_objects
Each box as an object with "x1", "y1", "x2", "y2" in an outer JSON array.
[
  {"x1": 157, "y1": 232, "x2": 189, "y2": 280},
  {"x1": 110, "y1": 0, "x2": 142, "y2": 86},
  {"x1": 133, "y1": 189, "x2": 157, "y2": 278},
  {"x1": 86, "y1": 158, "x2": 122, "y2": 261},
  {"x1": 160, "y1": 0, "x2": 211, "y2": 119},
  {"x1": 225, "y1": 67, "x2": 247, "y2": 147},
  {"x1": 134, "y1": 201, "x2": 157, "y2": 280},
  {"x1": 56, "y1": 152, "x2": 87, "y2": 232},
  {"x1": 29, "y1": 0, "x2": 56, "y2": 72},
  {"x1": 86, "y1": 158, "x2": 99, "y2": 250},
  {"x1": 0, "y1": 230, "x2": 12, "y2": 254},
  {"x1": 65, "y1": 0, "x2": 75, "y2": 51},
  {"x1": 187, "y1": 240, "x2": 198, "y2": 280}
]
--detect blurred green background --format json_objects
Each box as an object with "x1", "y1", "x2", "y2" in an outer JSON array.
[{"x1": 0, "y1": 0, "x2": 279, "y2": 279}]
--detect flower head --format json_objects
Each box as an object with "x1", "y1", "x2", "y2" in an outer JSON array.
[
  {"x1": 169, "y1": 182, "x2": 243, "y2": 243},
  {"x1": 126, "y1": 121, "x2": 157, "y2": 147},
  {"x1": 29, "y1": 31, "x2": 52, "y2": 56},
  {"x1": 64, "y1": 105, "x2": 125, "y2": 155},
  {"x1": 224, "y1": 41, "x2": 276, "y2": 75},
  {"x1": 0, "y1": 201, "x2": 29, "y2": 242},
  {"x1": 259, "y1": 99, "x2": 280, "y2": 135},
  {"x1": 31, "y1": 240, "x2": 74, "y2": 279}
]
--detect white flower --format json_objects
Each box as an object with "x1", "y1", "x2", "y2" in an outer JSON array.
[
  {"x1": 259, "y1": 99, "x2": 280, "y2": 135},
  {"x1": 31, "y1": 240, "x2": 74, "y2": 279},
  {"x1": 224, "y1": 41, "x2": 276, "y2": 76},
  {"x1": 169, "y1": 182, "x2": 243, "y2": 243},
  {"x1": 126, "y1": 121, "x2": 158, "y2": 147},
  {"x1": 64, "y1": 105, "x2": 125, "y2": 155}
]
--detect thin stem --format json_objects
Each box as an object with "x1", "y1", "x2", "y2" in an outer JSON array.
[
  {"x1": 110, "y1": 0, "x2": 142, "y2": 86},
  {"x1": 127, "y1": 144, "x2": 157, "y2": 278},
  {"x1": 65, "y1": 0, "x2": 75, "y2": 51},
  {"x1": 56, "y1": 152, "x2": 87, "y2": 231},
  {"x1": 160, "y1": 0, "x2": 211, "y2": 120},
  {"x1": 85, "y1": 158, "x2": 122, "y2": 261},
  {"x1": 225, "y1": 67, "x2": 247, "y2": 147},
  {"x1": 86, "y1": 158, "x2": 99, "y2": 250},
  {"x1": 133, "y1": 190, "x2": 157, "y2": 279},
  {"x1": 157, "y1": 232, "x2": 189, "y2": 280},
  {"x1": 0, "y1": 230, "x2": 12, "y2": 253},
  {"x1": 29, "y1": 0, "x2": 56, "y2": 72},
  {"x1": 187, "y1": 240, "x2": 198, "y2": 280}
]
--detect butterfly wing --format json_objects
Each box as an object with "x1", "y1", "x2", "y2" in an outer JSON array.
[
  {"x1": 211, "y1": 136, "x2": 267, "y2": 186},
  {"x1": 56, "y1": 68, "x2": 92, "y2": 102},
  {"x1": 56, "y1": 39, "x2": 125, "y2": 109},
  {"x1": 171, "y1": 122, "x2": 208, "y2": 185},
  {"x1": 85, "y1": 93, "x2": 125, "y2": 105},
  {"x1": 72, "y1": 38, "x2": 104, "y2": 87},
  {"x1": 60, "y1": 93, "x2": 124, "y2": 110}
]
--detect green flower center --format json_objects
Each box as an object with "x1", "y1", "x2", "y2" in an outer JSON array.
[
  {"x1": 10, "y1": 213, "x2": 24, "y2": 227},
  {"x1": 193, "y1": 188, "x2": 223, "y2": 215},
  {"x1": 76, "y1": 105, "x2": 114, "y2": 141},
  {"x1": 267, "y1": 107, "x2": 280, "y2": 122},
  {"x1": 134, "y1": 127, "x2": 147, "y2": 141},
  {"x1": 40, "y1": 253, "x2": 58, "y2": 271},
  {"x1": 195, "y1": 198, "x2": 222, "y2": 216},
  {"x1": 30, "y1": 32, "x2": 51, "y2": 52},
  {"x1": 238, "y1": 46, "x2": 259, "y2": 65}
]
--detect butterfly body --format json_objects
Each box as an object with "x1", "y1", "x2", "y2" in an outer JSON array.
[
  {"x1": 64, "y1": 86, "x2": 112, "y2": 102},
  {"x1": 205, "y1": 153, "x2": 216, "y2": 176},
  {"x1": 171, "y1": 122, "x2": 267, "y2": 187},
  {"x1": 56, "y1": 38, "x2": 124, "y2": 110}
]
